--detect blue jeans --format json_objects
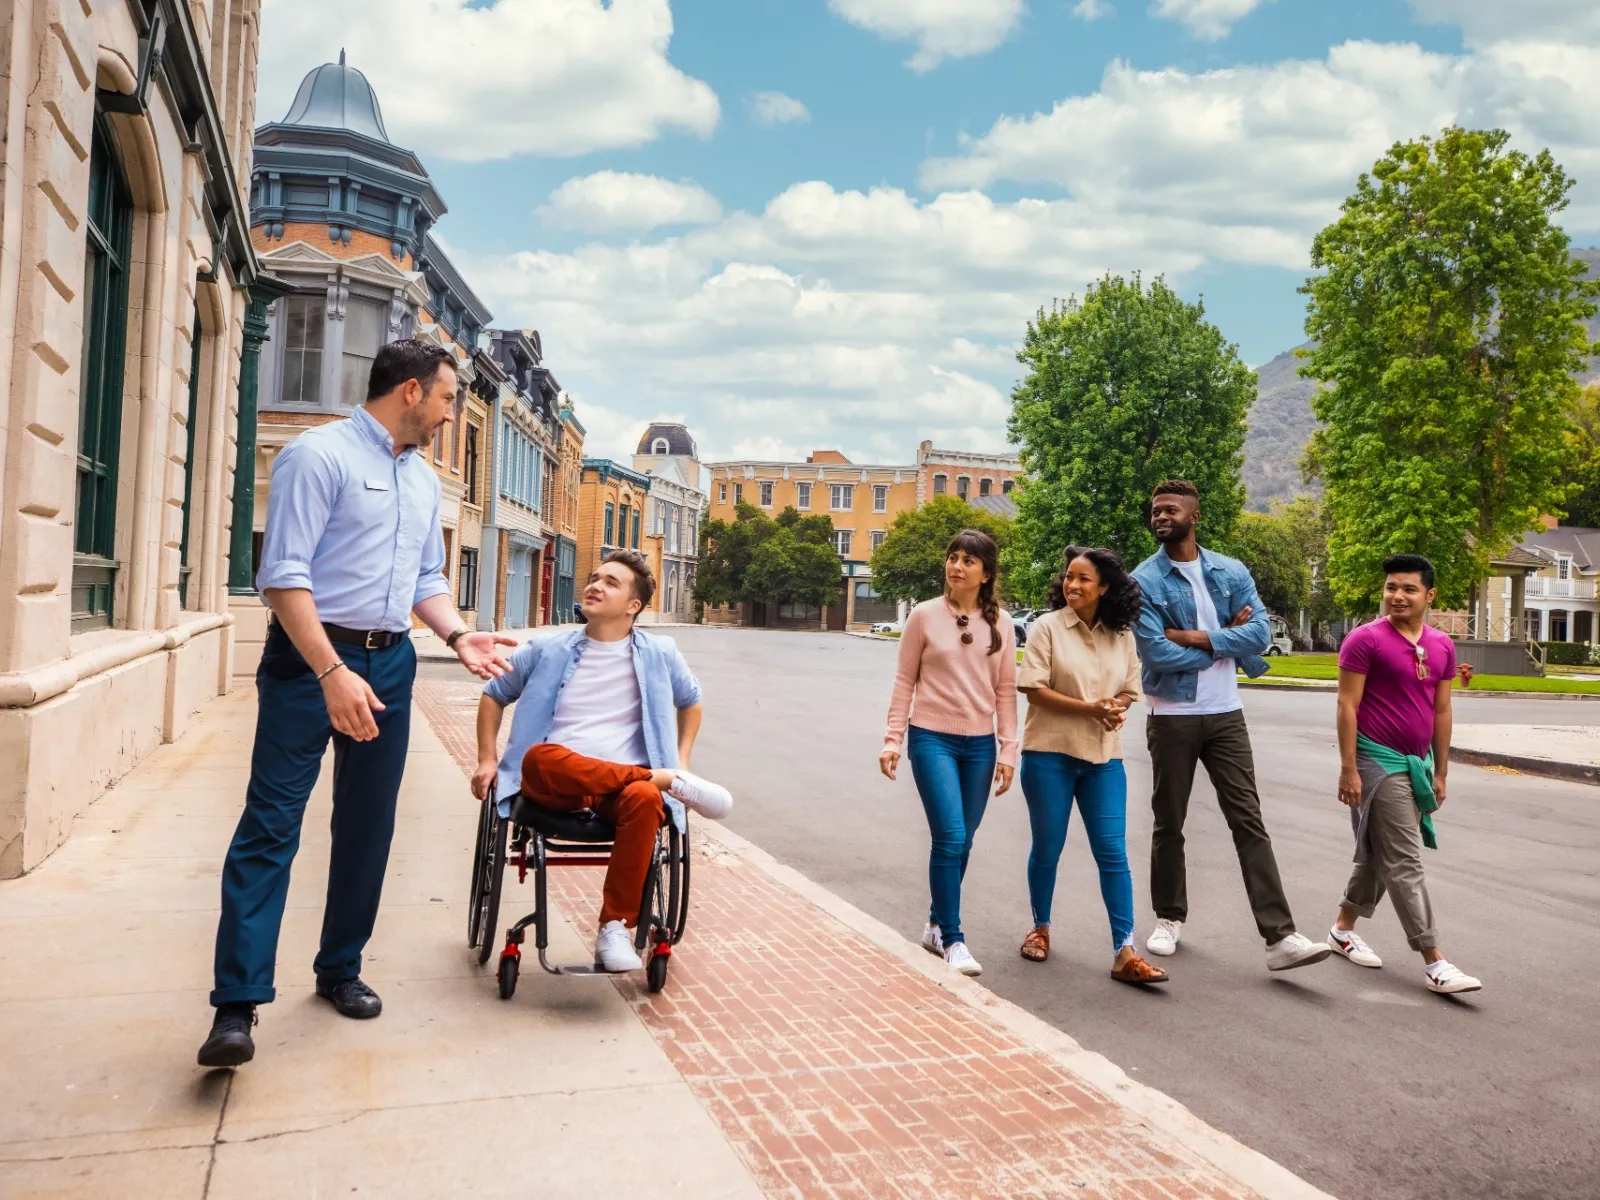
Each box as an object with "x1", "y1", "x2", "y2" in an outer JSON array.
[
  {"x1": 1019, "y1": 751, "x2": 1134, "y2": 951},
  {"x1": 210, "y1": 623, "x2": 416, "y2": 1006},
  {"x1": 906, "y1": 725, "x2": 996, "y2": 946}
]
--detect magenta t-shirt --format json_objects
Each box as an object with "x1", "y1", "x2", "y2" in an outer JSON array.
[{"x1": 1338, "y1": 619, "x2": 1456, "y2": 758}]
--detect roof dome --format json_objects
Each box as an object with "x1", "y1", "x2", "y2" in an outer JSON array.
[
  {"x1": 280, "y1": 50, "x2": 390, "y2": 143},
  {"x1": 637, "y1": 423, "x2": 699, "y2": 458}
]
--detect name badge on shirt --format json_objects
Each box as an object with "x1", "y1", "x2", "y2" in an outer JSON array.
[{"x1": 364, "y1": 478, "x2": 390, "y2": 491}]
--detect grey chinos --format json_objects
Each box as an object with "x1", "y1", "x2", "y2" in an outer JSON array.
[{"x1": 1339, "y1": 749, "x2": 1438, "y2": 951}]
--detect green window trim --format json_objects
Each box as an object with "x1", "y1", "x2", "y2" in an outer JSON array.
[{"x1": 73, "y1": 113, "x2": 134, "y2": 631}]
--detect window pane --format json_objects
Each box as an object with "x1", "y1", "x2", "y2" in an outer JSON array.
[
  {"x1": 340, "y1": 297, "x2": 386, "y2": 406},
  {"x1": 281, "y1": 295, "x2": 325, "y2": 405}
]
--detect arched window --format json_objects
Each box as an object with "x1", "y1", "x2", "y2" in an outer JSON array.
[
  {"x1": 74, "y1": 114, "x2": 134, "y2": 630},
  {"x1": 652, "y1": 437, "x2": 670, "y2": 455}
]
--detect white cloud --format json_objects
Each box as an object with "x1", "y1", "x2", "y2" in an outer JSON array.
[
  {"x1": 827, "y1": 0, "x2": 1027, "y2": 71},
  {"x1": 538, "y1": 172, "x2": 723, "y2": 232},
  {"x1": 1150, "y1": 0, "x2": 1271, "y2": 41},
  {"x1": 1072, "y1": 0, "x2": 1113, "y2": 20},
  {"x1": 256, "y1": 0, "x2": 718, "y2": 161},
  {"x1": 1408, "y1": 0, "x2": 1600, "y2": 46},
  {"x1": 748, "y1": 91, "x2": 811, "y2": 126}
]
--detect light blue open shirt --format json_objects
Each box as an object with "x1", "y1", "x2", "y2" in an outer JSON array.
[
  {"x1": 485, "y1": 627, "x2": 704, "y2": 828},
  {"x1": 254, "y1": 406, "x2": 450, "y2": 631}
]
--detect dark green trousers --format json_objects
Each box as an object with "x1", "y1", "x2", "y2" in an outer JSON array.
[{"x1": 1146, "y1": 709, "x2": 1295, "y2": 945}]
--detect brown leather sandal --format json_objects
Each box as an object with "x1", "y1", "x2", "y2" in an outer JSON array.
[
  {"x1": 1110, "y1": 952, "x2": 1169, "y2": 984},
  {"x1": 1020, "y1": 926, "x2": 1049, "y2": 962}
]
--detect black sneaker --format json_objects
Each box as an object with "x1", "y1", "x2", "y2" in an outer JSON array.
[
  {"x1": 315, "y1": 977, "x2": 383, "y2": 1019},
  {"x1": 197, "y1": 1003, "x2": 257, "y2": 1068}
]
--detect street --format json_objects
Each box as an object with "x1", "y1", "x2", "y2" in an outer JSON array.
[{"x1": 579, "y1": 626, "x2": 1600, "y2": 1200}]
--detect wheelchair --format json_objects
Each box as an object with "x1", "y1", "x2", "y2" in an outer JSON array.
[{"x1": 467, "y1": 785, "x2": 691, "y2": 998}]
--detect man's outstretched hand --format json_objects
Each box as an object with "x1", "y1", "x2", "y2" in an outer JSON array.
[{"x1": 455, "y1": 631, "x2": 517, "y2": 679}]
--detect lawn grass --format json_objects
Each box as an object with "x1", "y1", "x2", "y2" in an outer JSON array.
[{"x1": 1256, "y1": 654, "x2": 1600, "y2": 695}]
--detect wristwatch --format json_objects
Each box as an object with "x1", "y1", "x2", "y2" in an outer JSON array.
[{"x1": 445, "y1": 628, "x2": 468, "y2": 651}]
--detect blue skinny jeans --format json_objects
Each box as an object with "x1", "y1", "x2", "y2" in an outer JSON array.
[
  {"x1": 906, "y1": 725, "x2": 996, "y2": 946},
  {"x1": 1019, "y1": 751, "x2": 1134, "y2": 952}
]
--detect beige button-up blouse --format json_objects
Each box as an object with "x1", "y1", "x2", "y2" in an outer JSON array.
[{"x1": 1016, "y1": 607, "x2": 1143, "y2": 764}]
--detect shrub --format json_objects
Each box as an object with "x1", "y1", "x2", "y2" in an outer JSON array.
[{"x1": 1541, "y1": 641, "x2": 1598, "y2": 667}]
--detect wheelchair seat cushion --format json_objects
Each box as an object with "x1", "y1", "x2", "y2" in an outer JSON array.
[{"x1": 507, "y1": 794, "x2": 618, "y2": 842}]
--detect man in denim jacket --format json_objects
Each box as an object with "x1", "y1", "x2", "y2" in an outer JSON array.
[{"x1": 1131, "y1": 480, "x2": 1329, "y2": 973}]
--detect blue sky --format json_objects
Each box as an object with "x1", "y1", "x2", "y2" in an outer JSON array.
[{"x1": 257, "y1": 0, "x2": 1600, "y2": 463}]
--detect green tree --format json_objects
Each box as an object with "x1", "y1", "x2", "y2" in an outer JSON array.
[
  {"x1": 1007, "y1": 273, "x2": 1254, "y2": 599},
  {"x1": 869, "y1": 496, "x2": 1013, "y2": 603},
  {"x1": 742, "y1": 526, "x2": 842, "y2": 606},
  {"x1": 1301, "y1": 127, "x2": 1600, "y2": 609},
  {"x1": 1561, "y1": 383, "x2": 1600, "y2": 528},
  {"x1": 1230, "y1": 506, "x2": 1312, "y2": 619},
  {"x1": 694, "y1": 502, "x2": 776, "y2": 606}
]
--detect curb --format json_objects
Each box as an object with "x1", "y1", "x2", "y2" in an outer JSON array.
[
  {"x1": 1451, "y1": 747, "x2": 1600, "y2": 786},
  {"x1": 1246, "y1": 678, "x2": 1600, "y2": 702},
  {"x1": 700, "y1": 822, "x2": 1336, "y2": 1200}
]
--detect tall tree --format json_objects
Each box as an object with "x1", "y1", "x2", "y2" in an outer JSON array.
[
  {"x1": 694, "y1": 502, "x2": 776, "y2": 607},
  {"x1": 1230, "y1": 506, "x2": 1313, "y2": 619},
  {"x1": 870, "y1": 496, "x2": 1013, "y2": 603},
  {"x1": 742, "y1": 526, "x2": 842, "y2": 607},
  {"x1": 1561, "y1": 383, "x2": 1600, "y2": 528},
  {"x1": 1301, "y1": 127, "x2": 1600, "y2": 609},
  {"x1": 694, "y1": 504, "x2": 840, "y2": 609},
  {"x1": 1007, "y1": 273, "x2": 1254, "y2": 598}
]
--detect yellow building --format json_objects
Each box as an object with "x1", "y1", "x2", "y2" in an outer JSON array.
[
  {"x1": 576, "y1": 460, "x2": 652, "y2": 599},
  {"x1": 702, "y1": 451, "x2": 915, "y2": 629}
]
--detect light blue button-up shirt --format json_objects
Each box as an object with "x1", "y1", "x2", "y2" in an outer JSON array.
[
  {"x1": 255, "y1": 406, "x2": 451, "y2": 631},
  {"x1": 485, "y1": 627, "x2": 704, "y2": 804}
]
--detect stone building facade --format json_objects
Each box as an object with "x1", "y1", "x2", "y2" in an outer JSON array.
[
  {"x1": 633, "y1": 423, "x2": 705, "y2": 623},
  {"x1": 577, "y1": 460, "x2": 651, "y2": 602},
  {"x1": 0, "y1": 0, "x2": 265, "y2": 876}
]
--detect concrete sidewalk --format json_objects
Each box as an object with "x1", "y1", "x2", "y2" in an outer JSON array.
[
  {"x1": 0, "y1": 690, "x2": 758, "y2": 1199},
  {"x1": 2, "y1": 681, "x2": 1332, "y2": 1200}
]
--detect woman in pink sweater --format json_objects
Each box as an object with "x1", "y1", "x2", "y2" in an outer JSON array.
[{"x1": 880, "y1": 529, "x2": 1017, "y2": 977}]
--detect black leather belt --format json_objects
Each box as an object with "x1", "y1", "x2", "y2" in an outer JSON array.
[
  {"x1": 267, "y1": 618, "x2": 407, "y2": 650},
  {"x1": 322, "y1": 623, "x2": 406, "y2": 650}
]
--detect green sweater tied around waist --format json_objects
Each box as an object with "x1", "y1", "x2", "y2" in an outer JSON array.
[{"x1": 1356, "y1": 732, "x2": 1439, "y2": 850}]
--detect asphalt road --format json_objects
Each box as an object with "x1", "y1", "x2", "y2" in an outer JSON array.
[{"x1": 651, "y1": 626, "x2": 1600, "y2": 1200}]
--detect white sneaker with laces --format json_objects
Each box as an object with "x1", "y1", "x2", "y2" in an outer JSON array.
[
  {"x1": 921, "y1": 923, "x2": 944, "y2": 956},
  {"x1": 595, "y1": 920, "x2": 643, "y2": 972},
  {"x1": 1426, "y1": 961, "x2": 1482, "y2": 994},
  {"x1": 668, "y1": 770, "x2": 733, "y2": 820},
  {"x1": 1266, "y1": 932, "x2": 1332, "y2": 971},
  {"x1": 1146, "y1": 918, "x2": 1182, "y2": 957},
  {"x1": 1329, "y1": 927, "x2": 1383, "y2": 968},
  {"x1": 944, "y1": 941, "x2": 982, "y2": 977}
]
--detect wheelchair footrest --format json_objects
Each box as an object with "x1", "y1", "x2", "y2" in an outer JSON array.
[{"x1": 536, "y1": 946, "x2": 621, "y2": 977}]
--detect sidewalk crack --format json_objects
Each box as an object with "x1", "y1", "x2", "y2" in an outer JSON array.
[{"x1": 201, "y1": 1072, "x2": 233, "y2": 1198}]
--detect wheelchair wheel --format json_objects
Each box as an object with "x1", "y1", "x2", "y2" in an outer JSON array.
[
  {"x1": 646, "y1": 950, "x2": 668, "y2": 994},
  {"x1": 671, "y1": 823, "x2": 690, "y2": 945},
  {"x1": 497, "y1": 951, "x2": 519, "y2": 1000},
  {"x1": 467, "y1": 796, "x2": 496, "y2": 949},
  {"x1": 475, "y1": 815, "x2": 508, "y2": 966}
]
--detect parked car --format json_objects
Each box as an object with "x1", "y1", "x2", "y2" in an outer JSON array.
[
  {"x1": 1013, "y1": 617, "x2": 1029, "y2": 648},
  {"x1": 871, "y1": 619, "x2": 905, "y2": 636}
]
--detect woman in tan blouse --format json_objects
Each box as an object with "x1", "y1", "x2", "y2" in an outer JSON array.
[{"x1": 1017, "y1": 547, "x2": 1167, "y2": 984}]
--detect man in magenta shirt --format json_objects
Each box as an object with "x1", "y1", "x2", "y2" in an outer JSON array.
[{"x1": 1326, "y1": 554, "x2": 1481, "y2": 995}]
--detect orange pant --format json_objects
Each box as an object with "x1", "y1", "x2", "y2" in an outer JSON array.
[{"x1": 520, "y1": 744, "x2": 663, "y2": 928}]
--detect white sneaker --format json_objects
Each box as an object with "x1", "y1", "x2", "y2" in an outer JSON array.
[
  {"x1": 1146, "y1": 919, "x2": 1182, "y2": 957},
  {"x1": 944, "y1": 941, "x2": 982, "y2": 977},
  {"x1": 1426, "y1": 961, "x2": 1482, "y2": 995},
  {"x1": 921, "y1": 923, "x2": 944, "y2": 956},
  {"x1": 1329, "y1": 927, "x2": 1383, "y2": 969},
  {"x1": 668, "y1": 770, "x2": 733, "y2": 820},
  {"x1": 595, "y1": 920, "x2": 643, "y2": 972},
  {"x1": 1266, "y1": 932, "x2": 1332, "y2": 972}
]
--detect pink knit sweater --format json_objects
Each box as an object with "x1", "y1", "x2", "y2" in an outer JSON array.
[{"x1": 883, "y1": 599, "x2": 1018, "y2": 767}]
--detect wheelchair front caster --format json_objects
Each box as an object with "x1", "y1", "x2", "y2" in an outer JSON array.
[
  {"x1": 498, "y1": 949, "x2": 519, "y2": 1000},
  {"x1": 646, "y1": 952, "x2": 668, "y2": 993}
]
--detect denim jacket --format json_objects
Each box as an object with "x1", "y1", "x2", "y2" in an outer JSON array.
[
  {"x1": 1130, "y1": 546, "x2": 1271, "y2": 704},
  {"x1": 485, "y1": 627, "x2": 703, "y2": 804}
]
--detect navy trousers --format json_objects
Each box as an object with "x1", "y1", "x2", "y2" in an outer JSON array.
[{"x1": 210, "y1": 624, "x2": 416, "y2": 1007}]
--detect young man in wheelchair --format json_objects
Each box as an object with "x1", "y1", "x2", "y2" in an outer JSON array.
[{"x1": 471, "y1": 549, "x2": 733, "y2": 972}]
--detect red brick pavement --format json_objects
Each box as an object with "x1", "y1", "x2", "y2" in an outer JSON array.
[{"x1": 416, "y1": 680, "x2": 1260, "y2": 1200}]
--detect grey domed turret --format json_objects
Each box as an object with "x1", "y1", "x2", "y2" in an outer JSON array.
[{"x1": 280, "y1": 49, "x2": 390, "y2": 143}]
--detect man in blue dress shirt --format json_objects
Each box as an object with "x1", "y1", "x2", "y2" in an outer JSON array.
[{"x1": 199, "y1": 339, "x2": 514, "y2": 1068}]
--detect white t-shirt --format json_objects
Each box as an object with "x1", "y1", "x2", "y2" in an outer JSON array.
[
  {"x1": 1147, "y1": 557, "x2": 1242, "y2": 718},
  {"x1": 544, "y1": 637, "x2": 650, "y2": 765}
]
